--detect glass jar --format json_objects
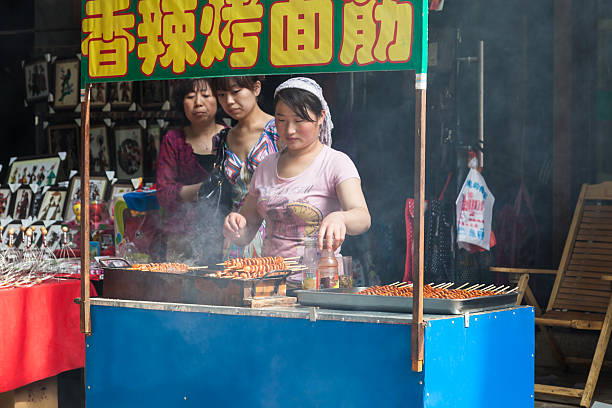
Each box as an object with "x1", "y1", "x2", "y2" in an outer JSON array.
[
  {"x1": 301, "y1": 237, "x2": 318, "y2": 290},
  {"x1": 318, "y1": 248, "x2": 339, "y2": 289}
]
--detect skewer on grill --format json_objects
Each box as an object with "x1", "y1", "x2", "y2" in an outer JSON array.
[{"x1": 456, "y1": 282, "x2": 470, "y2": 290}]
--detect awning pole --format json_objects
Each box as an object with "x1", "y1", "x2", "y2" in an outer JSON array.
[
  {"x1": 411, "y1": 76, "x2": 427, "y2": 372},
  {"x1": 80, "y1": 83, "x2": 92, "y2": 335}
]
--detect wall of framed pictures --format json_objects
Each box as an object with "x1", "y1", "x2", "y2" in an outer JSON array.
[{"x1": 10, "y1": 56, "x2": 192, "y2": 190}]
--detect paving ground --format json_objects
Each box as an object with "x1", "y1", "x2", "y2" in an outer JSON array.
[{"x1": 534, "y1": 366, "x2": 612, "y2": 407}]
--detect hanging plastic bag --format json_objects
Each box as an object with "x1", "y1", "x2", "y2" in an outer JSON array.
[{"x1": 456, "y1": 167, "x2": 495, "y2": 251}]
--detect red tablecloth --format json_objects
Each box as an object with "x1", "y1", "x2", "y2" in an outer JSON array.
[{"x1": 0, "y1": 279, "x2": 94, "y2": 392}]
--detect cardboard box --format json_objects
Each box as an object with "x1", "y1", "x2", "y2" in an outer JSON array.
[{"x1": 0, "y1": 377, "x2": 57, "y2": 408}]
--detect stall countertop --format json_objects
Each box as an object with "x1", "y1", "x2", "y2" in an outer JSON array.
[{"x1": 90, "y1": 297, "x2": 529, "y2": 325}]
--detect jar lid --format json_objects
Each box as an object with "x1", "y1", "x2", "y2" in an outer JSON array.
[{"x1": 301, "y1": 236, "x2": 317, "y2": 247}]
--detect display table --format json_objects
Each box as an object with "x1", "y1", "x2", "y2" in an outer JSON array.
[
  {"x1": 0, "y1": 279, "x2": 91, "y2": 393},
  {"x1": 86, "y1": 299, "x2": 534, "y2": 407}
]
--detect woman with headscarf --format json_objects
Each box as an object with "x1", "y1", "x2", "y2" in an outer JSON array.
[{"x1": 223, "y1": 77, "x2": 370, "y2": 259}]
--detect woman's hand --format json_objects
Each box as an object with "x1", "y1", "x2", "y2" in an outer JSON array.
[
  {"x1": 223, "y1": 212, "x2": 247, "y2": 240},
  {"x1": 318, "y1": 211, "x2": 347, "y2": 251}
]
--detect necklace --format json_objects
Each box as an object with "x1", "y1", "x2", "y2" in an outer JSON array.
[{"x1": 186, "y1": 126, "x2": 216, "y2": 154}]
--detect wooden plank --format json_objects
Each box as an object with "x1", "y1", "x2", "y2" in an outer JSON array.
[
  {"x1": 581, "y1": 217, "x2": 612, "y2": 225},
  {"x1": 557, "y1": 292, "x2": 611, "y2": 303},
  {"x1": 557, "y1": 288, "x2": 611, "y2": 298},
  {"x1": 567, "y1": 265, "x2": 612, "y2": 273},
  {"x1": 574, "y1": 241, "x2": 612, "y2": 249},
  {"x1": 80, "y1": 83, "x2": 92, "y2": 336},
  {"x1": 244, "y1": 296, "x2": 296, "y2": 308},
  {"x1": 515, "y1": 274, "x2": 529, "y2": 305},
  {"x1": 548, "y1": 185, "x2": 587, "y2": 313},
  {"x1": 576, "y1": 234, "x2": 612, "y2": 243},
  {"x1": 580, "y1": 296, "x2": 612, "y2": 407},
  {"x1": 566, "y1": 270, "x2": 612, "y2": 279},
  {"x1": 571, "y1": 253, "x2": 612, "y2": 261},
  {"x1": 577, "y1": 228, "x2": 612, "y2": 236},
  {"x1": 411, "y1": 86, "x2": 426, "y2": 373},
  {"x1": 561, "y1": 276, "x2": 612, "y2": 286},
  {"x1": 569, "y1": 259, "x2": 612, "y2": 268},
  {"x1": 543, "y1": 310, "x2": 605, "y2": 321},
  {"x1": 555, "y1": 297, "x2": 609, "y2": 308},
  {"x1": 535, "y1": 384, "x2": 583, "y2": 399},
  {"x1": 584, "y1": 181, "x2": 612, "y2": 200},
  {"x1": 553, "y1": 302, "x2": 607, "y2": 314},
  {"x1": 489, "y1": 267, "x2": 557, "y2": 275},
  {"x1": 536, "y1": 317, "x2": 603, "y2": 330},
  {"x1": 583, "y1": 208, "x2": 612, "y2": 215}
]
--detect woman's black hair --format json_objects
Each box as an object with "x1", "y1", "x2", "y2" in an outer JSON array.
[
  {"x1": 171, "y1": 78, "x2": 214, "y2": 116},
  {"x1": 209, "y1": 75, "x2": 265, "y2": 94},
  {"x1": 274, "y1": 88, "x2": 323, "y2": 122}
]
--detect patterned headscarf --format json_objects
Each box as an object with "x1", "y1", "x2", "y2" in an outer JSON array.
[{"x1": 274, "y1": 77, "x2": 333, "y2": 146}]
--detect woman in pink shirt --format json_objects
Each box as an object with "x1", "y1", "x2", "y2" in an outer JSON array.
[{"x1": 223, "y1": 77, "x2": 370, "y2": 258}]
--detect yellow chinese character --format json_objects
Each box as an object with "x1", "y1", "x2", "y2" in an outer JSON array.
[
  {"x1": 339, "y1": 0, "x2": 377, "y2": 65},
  {"x1": 137, "y1": 0, "x2": 166, "y2": 75},
  {"x1": 82, "y1": 0, "x2": 135, "y2": 78},
  {"x1": 220, "y1": 0, "x2": 264, "y2": 68},
  {"x1": 270, "y1": 0, "x2": 333, "y2": 67},
  {"x1": 159, "y1": 0, "x2": 198, "y2": 74},
  {"x1": 373, "y1": 0, "x2": 413, "y2": 62},
  {"x1": 200, "y1": 0, "x2": 227, "y2": 68}
]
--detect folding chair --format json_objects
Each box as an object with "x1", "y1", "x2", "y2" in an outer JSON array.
[{"x1": 491, "y1": 182, "x2": 612, "y2": 407}]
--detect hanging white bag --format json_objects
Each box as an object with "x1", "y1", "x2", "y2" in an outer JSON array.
[{"x1": 456, "y1": 168, "x2": 495, "y2": 250}]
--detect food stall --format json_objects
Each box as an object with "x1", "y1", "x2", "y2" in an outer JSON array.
[{"x1": 78, "y1": 1, "x2": 534, "y2": 406}]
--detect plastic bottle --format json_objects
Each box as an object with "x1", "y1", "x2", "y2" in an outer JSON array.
[{"x1": 318, "y1": 248, "x2": 339, "y2": 289}]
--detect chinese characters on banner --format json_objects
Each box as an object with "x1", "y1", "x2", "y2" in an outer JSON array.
[{"x1": 81, "y1": 0, "x2": 425, "y2": 82}]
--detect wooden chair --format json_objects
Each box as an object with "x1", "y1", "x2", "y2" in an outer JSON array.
[{"x1": 491, "y1": 181, "x2": 612, "y2": 408}]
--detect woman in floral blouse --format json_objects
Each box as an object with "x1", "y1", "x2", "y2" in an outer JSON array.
[
  {"x1": 210, "y1": 76, "x2": 279, "y2": 259},
  {"x1": 156, "y1": 78, "x2": 227, "y2": 264}
]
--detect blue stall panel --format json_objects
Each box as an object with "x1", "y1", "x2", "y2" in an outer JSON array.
[
  {"x1": 86, "y1": 305, "x2": 424, "y2": 408},
  {"x1": 424, "y1": 307, "x2": 535, "y2": 408}
]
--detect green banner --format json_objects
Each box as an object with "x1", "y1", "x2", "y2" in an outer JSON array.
[{"x1": 80, "y1": 0, "x2": 428, "y2": 85}]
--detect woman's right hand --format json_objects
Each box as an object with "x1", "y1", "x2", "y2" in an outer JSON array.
[{"x1": 223, "y1": 212, "x2": 247, "y2": 240}]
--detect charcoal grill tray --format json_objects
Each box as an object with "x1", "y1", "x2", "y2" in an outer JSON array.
[{"x1": 296, "y1": 287, "x2": 518, "y2": 314}]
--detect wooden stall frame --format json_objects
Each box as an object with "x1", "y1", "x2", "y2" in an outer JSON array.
[{"x1": 78, "y1": 1, "x2": 429, "y2": 371}]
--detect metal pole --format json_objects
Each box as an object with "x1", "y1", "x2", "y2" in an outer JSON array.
[
  {"x1": 412, "y1": 74, "x2": 427, "y2": 372},
  {"x1": 478, "y1": 40, "x2": 484, "y2": 168},
  {"x1": 80, "y1": 83, "x2": 92, "y2": 335}
]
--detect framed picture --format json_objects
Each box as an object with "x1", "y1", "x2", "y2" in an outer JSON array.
[
  {"x1": 114, "y1": 127, "x2": 144, "y2": 179},
  {"x1": 90, "y1": 83, "x2": 107, "y2": 108},
  {"x1": 36, "y1": 189, "x2": 68, "y2": 221},
  {"x1": 53, "y1": 59, "x2": 79, "y2": 109},
  {"x1": 140, "y1": 80, "x2": 167, "y2": 108},
  {"x1": 24, "y1": 59, "x2": 49, "y2": 102},
  {"x1": 109, "y1": 81, "x2": 133, "y2": 108},
  {"x1": 48, "y1": 124, "x2": 79, "y2": 175},
  {"x1": 89, "y1": 125, "x2": 111, "y2": 173},
  {"x1": 64, "y1": 176, "x2": 108, "y2": 221},
  {"x1": 6, "y1": 155, "x2": 62, "y2": 186},
  {"x1": 0, "y1": 187, "x2": 12, "y2": 218},
  {"x1": 110, "y1": 182, "x2": 133, "y2": 199},
  {"x1": 12, "y1": 188, "x2": 34, "y2": 220}
]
